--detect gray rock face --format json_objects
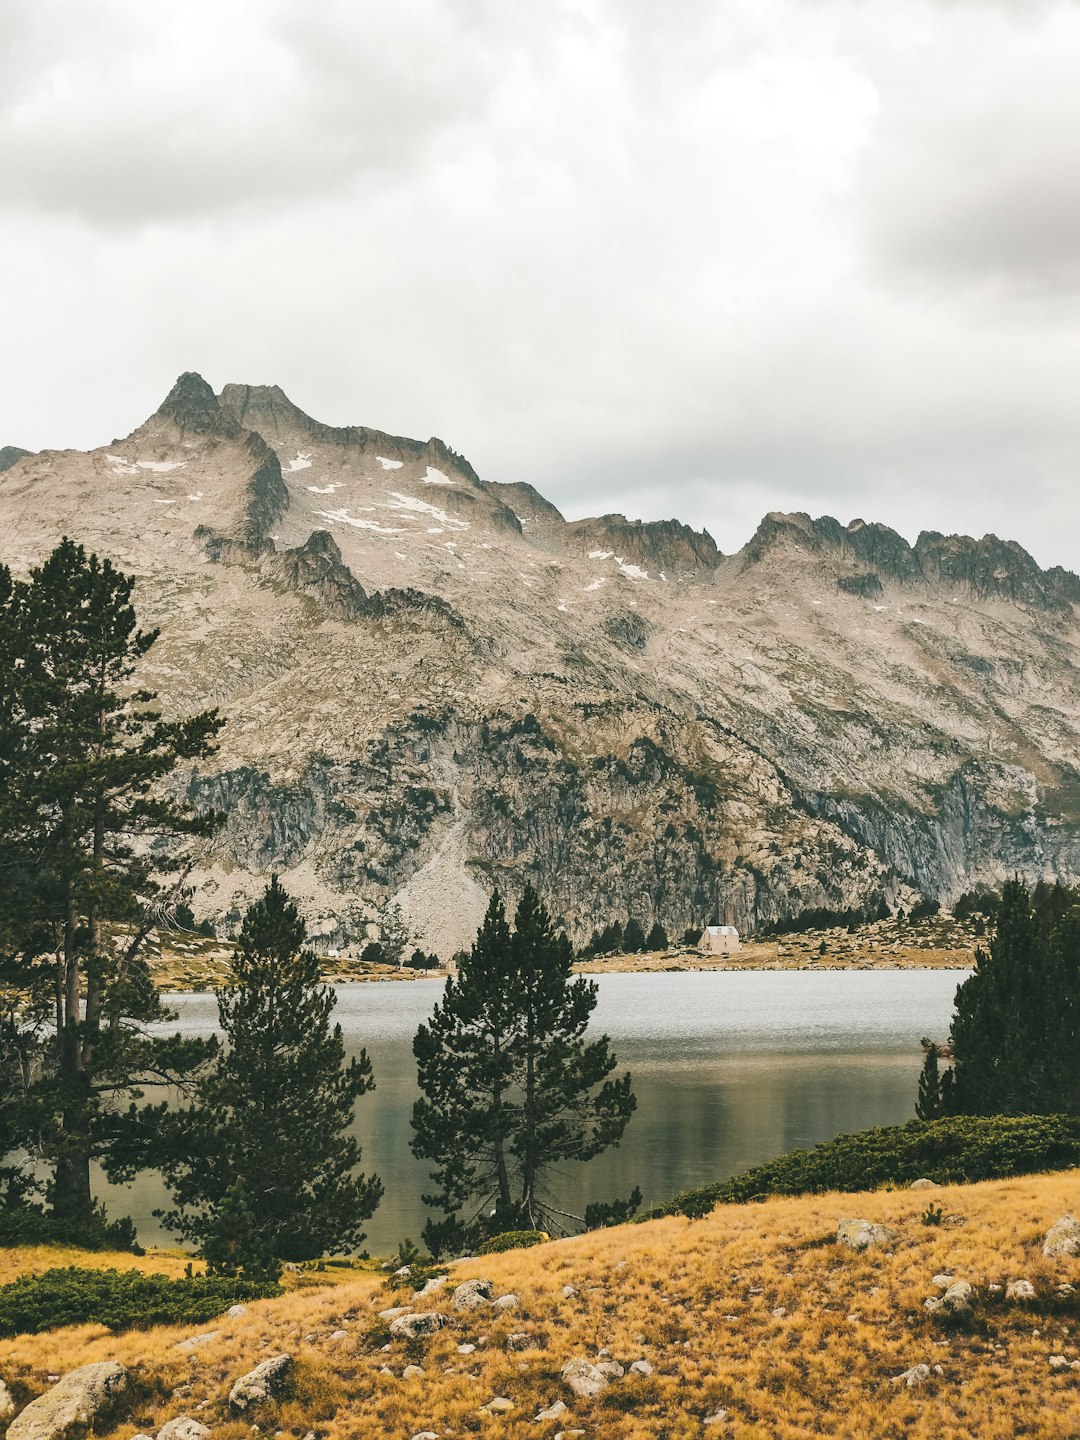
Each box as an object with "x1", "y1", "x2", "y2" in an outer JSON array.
[
  {"x1": 389, "y1": 1312, "x2": 450, "y2": 1340},
  {"x1": 836, "y1": 1219, "x2": 899, "y2": 1252},
  {"x1": 561, "y1": 1358, "x2": 610, "y2": 1399},
  {"x1": 1043, "y1": 1215, "x2": 1080, "y2": 1258},
  {"x1": 228, "y1": 1354, "x2": 293, "y2": 1412},
  {"x1": 452, "y1": 1278, "x2": 495, "y2": 1312},
  {"x1": 7, "y1": 1362, "x2": 127, "y2": 1440},
  {"x1": 156, "y1": 1418, "x2": 211, "y2": 1440}
]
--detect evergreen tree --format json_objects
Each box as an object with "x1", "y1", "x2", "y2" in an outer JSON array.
[
  {"x1": 412, "y1": 885, "x2": 636, "y2": 1250},
  {"x1": 916, "y1": 1044, "x2": 943, "y2": 1120},
  {"x1": 159, "y1": 879, "x2": 382, "y2": 1268},
  {"x1": 645, "y1": 922, "x2": 668, "y2": 952},
  {"x1": 942, "y1": 878, "x2": 1080, "y2": 1116},
  {"x1": 623, "y1": 918, "x2": 647, "y2": 954},
  {"x1": 0, "y1": 541, "x2": 221, "y2": 1226}
]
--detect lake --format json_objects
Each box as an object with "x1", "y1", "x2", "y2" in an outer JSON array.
[{"x1": 99, "y1": 968, "x2": 964, "y2": 1253}]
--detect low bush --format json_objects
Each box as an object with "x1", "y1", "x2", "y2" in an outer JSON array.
[
  {"x1": 0, "y1": 1267, "x2": 280, "y2": 1337},
  {"x1": 0, "y1": 1200, "x2": 140, "y2": 1253},
  {"x1": 477, "y1": 1229, "x2": 548, "y2": 1255},
  {"x1": 643, "y1": 1114, "x2": 1080, "y2": 1220}
]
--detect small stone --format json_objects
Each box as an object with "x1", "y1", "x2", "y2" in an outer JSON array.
[
  {"x1": 561, "y1": 1358, "x2": 610, "y2": 1399},
  {"x1": 561, "y1": 1285, "x2": 579, "y2": 1299},
  {"x1": 836, "y1": 1218, "x2": 899, "y2": 1252},
  {"x1": 892, "y1": 1364, "x2": 931, "y2": 1389},
  {"x1": 457, "y1": 1343, "x2": 476, "y2": 1355},
  {"x1": 924, "y1": 1280, "x2": 976, "y2": 1319},
  {"x1": 452, "y1": 1278, "x2": 495, "y2": 1312},
  {"x1": 228, "y1": 1355, "x2": 293, "y2": 1413},
  {"x1": 157, "y1": 1419, "x2": 211, "y2": 1440},
  {"x1": 493, "y1": 1293, "x2": 519, "y2": 1312},
  {"x1": 505, "y1": 1332, "x2": 531, "y2": 1351},
  {"x1": 415, "y1": 1276, "x2": 448, "y2": 1298},
  {"x1": 402, "y1": 1365, "x2": 425, "y2": 1379},
  {"x1": 1006, "y1": 1280, "x2": 1036, "y2": 1301},
  {"x1": 629, "y1": 1359, "x2": 654, "y2": 1376},
  {"x1": 909, "y1": 1178, "x2": 938, "y2": 1190},
  {"x1": 1043, "y1": 1215, "x2": 1080, "y2": 1258},
  {"x1": 228, "y1": 1304, "x2": 249, "y2": 1318},
  {"x1": 481, "y1": 1397, "x2": 514, "y2": 1414},
  {"x1": 1049, "y1": 1355, "x2": 1069, "y2": 1370},
  {"x1": 394, "y1": 1265, "x2": 413, "y2": 1279},
  {"x1": 378, "y1": 1306, "x2": 412, "y2": 1321},
  {"x1": 771, "y1": 1306, "x2": 787, "y2": 1319},
  {"x1": 411, "y1": 1433, "x2": 440, "y2": 1440},
  {"x1": 596, "y1": 1361, "x2": 624, "y2": 1380},
  {"x1": 390, "y1": 1312, "x2": 450, "y2": 1341},
  {"x1": 535, "y1": 1400, "x2": 569, "y2": 1421},
  {"x1": 176, "y1": 1332, "x2": 219, "y2": 1351},
  {"x1": 931, "y1": 1274, "x2": 953, "y2": 1288},
  {"x1": 329, "y1": 1329, "x2": 348, "y2": 1341},
  {"x1": 704, "y1": 1411, "x2": 730, "y2": 1427}
]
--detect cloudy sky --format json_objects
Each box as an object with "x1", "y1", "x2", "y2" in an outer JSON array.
[{"x1": 3, "y1": 0, "x2": 1080, "y2": 568}]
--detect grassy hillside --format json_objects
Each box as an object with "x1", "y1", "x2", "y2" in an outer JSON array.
[{"x1": 1, "y1": 1173, "x2": 1078, "y2": 1438}]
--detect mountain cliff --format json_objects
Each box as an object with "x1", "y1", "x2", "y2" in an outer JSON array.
[{"x1": 1, "y1": 374, "x2": 1077, "y2": 952}]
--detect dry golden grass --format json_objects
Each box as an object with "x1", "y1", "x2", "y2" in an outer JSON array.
[
  {"x1": 3, "y1": 1174, "x2": 1079, "y2": 1439},
  {"x1": 0, "y1": 1245, "x2": 199, "y2": 1287}
]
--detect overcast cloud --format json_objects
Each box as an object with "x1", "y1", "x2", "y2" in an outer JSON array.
[{"x1": 2, "y1": 0, "x2": 1079, "y2": 568}]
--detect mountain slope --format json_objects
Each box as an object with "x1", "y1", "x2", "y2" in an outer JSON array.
[{"x1": 1, "y1": 374, "x2": 1077, "y2": 950}]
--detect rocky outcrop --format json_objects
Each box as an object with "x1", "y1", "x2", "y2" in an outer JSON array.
[
  {"x1": 228, "y1": 1354, "x2": 293, "y2": 1412},
  {"x1": 7, "y1": 1362, "x2": 127, "y2": 1440},
  {"x1": 836, "y1": 1219, "x2": 898, "y2": 1251},
  {"x1": 1042, "y1": 1215, "x2": 1080, "y2": 1257},
  {"x1": 0, "y1": 445, "x2": 30, "y2": 473},
  {"x1": 567, "y1": 513, "x2": 721, "y2": 572}
]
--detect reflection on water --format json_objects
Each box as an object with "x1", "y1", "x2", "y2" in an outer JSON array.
[{"x1": 96, "y1": 969, "x2": 963, "y2": 1253}]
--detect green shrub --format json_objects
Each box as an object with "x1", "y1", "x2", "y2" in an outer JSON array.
[
  {"x1": 477, "y1": 1229, "x2": 548, "y2": 1255},
  {"x1": 0, "y1": 1201, "x2": 139, "y2": 1253},
  {"x1": 0, "y1": 1267, "x2": 280, "y2": 1337},
  {"x1": 642, "y1": 1114, "x2": 1080, "y2": 1220}
]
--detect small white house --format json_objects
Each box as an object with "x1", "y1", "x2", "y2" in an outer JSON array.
[{"x1": 699, "y1": 924, "x2": 740, "y2": 955}]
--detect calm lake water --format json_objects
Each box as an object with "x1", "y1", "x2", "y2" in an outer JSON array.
[{"x1": 98, "y1": 969, "x2": 964, "y2": 1253}]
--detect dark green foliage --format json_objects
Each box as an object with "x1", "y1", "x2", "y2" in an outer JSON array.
[
  {"x1": 580, "y1": 921, "x2": 625, "y2": 958},
  {"x1": 412, "y1": 886, "x2": 636, "y2": 1251},
  {"x1": 945, "y1": 878, "x2": 1080, "y2": 1116},
  {"x1": 645, "y1": 923, "x2": 668, "y2": 952},
  {"x1": 584, "y1": 1185, "x2": 643, "y2": 1228},
  {"x1": 0, "y1": 1267, "x2": 278, "y2": 1337},
  {"x1": 681, "y1": 928, "x2": 702, "y2": 947},
  {"x1": 643, "y1": 1114, "x2": 1080, "y2": 1219},
  {"x1": 909, "y1": 897, "x2": 941, "y2": 921},
  {"x1": 477, "y1": 1229, "x2": 548, "y2": 1255},
  {"x1": 0, "y1": 1196, "x2": 138, "y2": 1252},
  {"x1": 916, "y1": 1044, "x2": 944, "y2": 1120},
  {"x1": 407, "y1": 949, "x2": 440, "y2": 970},
  {"x1": 0, "y1": 540, "x2": 221, "y2": 1230},
  {"x1": 763, "y1": 905, "x2": 869, "y2": 937},
  {"x1": 157, "y1": 878, "x2": 382, "y2": 1271},
  {"x1": 623, "y1": 919, "x2": 646, "y2": 954},
  {"x1": 921, "y1": 1202, "x2": 944, "y2": 1226},
  {"x1": 953, "y1": 888, "x2": 1000, "y2": 922},
  {"x1": 361, "y1": 941, "x2": 387, "y2": 965}
]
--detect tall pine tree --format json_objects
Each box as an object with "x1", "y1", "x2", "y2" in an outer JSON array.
[
  {"x1": 412, "y1": 884, "x2": 636, "y2": 1251},
  {"x1": 0, "y1": 540, "x2": 221, "y2": 1228},
  {"x1": 159, "y1": 878, "x2": 382, "y2": 1269}
]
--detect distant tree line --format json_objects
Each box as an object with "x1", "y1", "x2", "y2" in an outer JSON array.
[{"x1": 579, "y1": 918, "x2": 668, "y2": 957}]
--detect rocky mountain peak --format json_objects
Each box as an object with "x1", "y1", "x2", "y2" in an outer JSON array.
[
  {"x1": 565, "y1": 514, "x2": 721, "y2": 574},
  {"x1": 0, "y1": 445, "x2": 31, "y2": 473},
  {"x1": 218, "y1": 382, "x2": 320, "y2": 441},
  {"x1": 154, "y1": 371, "x2": 226, "y2": 434}
]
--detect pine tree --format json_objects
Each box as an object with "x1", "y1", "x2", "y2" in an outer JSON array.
[
  {"x1": 645, "y1": 922, "x2": 668, "y2": 952},
  {"x1": 623, "y1": 918, "x2": 647, "y2": 954},
  {"x1": 0, "y1": 541, "x2": 221, "y2": 1227},
  {"x1": 942, "y1": 878, "x2": 1080, "y2": 1116},
  {"x1": 916, "y1": 1044, "x2": 942, "y2": 1120},
  {"x1": 159, "y1": 879, "x2": 382, "y2": 1268},
  {"x1": 412, "y1": 885, "x2": 636, "y2": 1250}
]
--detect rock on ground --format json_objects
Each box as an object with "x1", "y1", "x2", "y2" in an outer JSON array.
[
  {"x1": 228, "y1": 1354, "x2": 293, "y2": 1412},
  {"x1": 7, "y1": 1364, "x2": 127, "y2": 1440},
  {"x1": 909, "y1": 1178, "x2": 938, "y2": 1190},
  {"x1": 836, "y1": 1219, "x2": 899, "y2": 1252},
  {"x1": 452, "y1": 1278, "x2": 494, "y2": 1311},
  {"x1": 561, "y1": 1359, "x2": 610, "y2": 1400},
  {"x1": 892, "y1": 1364, "x2": 931, "y2": 1388},
  {"x1": 924, "y1": 1280, "x2": 976, "y2": 1319},
  {"x1": 629, "y1": 1359, "x2": 654, "y2": 1376},
  {"x1": 1006, "y1": 1279, "x2": 1036, "y2": 1300},
  {"x1": 156, "y1": 1419, "x2": 211, "y2": 1440},
  {"x1": 390, "y1": 1312, "x2": 450, "y2": 1341},
  {"x1": 1043, "y1": 1215, "x2": 1080, "y2": 1258},
  {"x1": 0, "y1": 1381, "x2": 14, "y2": 1423},
  {"x1": 536, "y1": 1401, "x2": 569, "y2": 1421},
  {"x1": 493, "y1": 1293, "x2": 518, "y2": 1312}
]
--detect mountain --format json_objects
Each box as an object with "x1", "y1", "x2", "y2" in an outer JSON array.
[{"x1": 1, "y1": 373, "x2": 1078, "y2": 952}]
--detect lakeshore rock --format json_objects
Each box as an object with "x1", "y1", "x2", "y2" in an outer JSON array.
[
  {"x1": 836, "y1": 1219, "x2": 899, "y2": 1252},
  {"x1": 1043, "y1": 1216, "x2": 1080, "y2": 1258},
  {"x1": 228, "y1": 1354, "x2": 293, "y2": 1411},
  {"x1": 8, "y1": 1362, "x2": 127, "y2": 1440},
  {"x1": 561, "y1": 1359, "x2": 610, "y2": 1399}
]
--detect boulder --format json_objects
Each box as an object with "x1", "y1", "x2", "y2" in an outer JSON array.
[
  {"x1": 227, "y1": 1304, "x2": 249, "y2": 1318},
  {"x1": 7, "y1": 1363, "x2": 127, "y2": 1440},
  {"x1": 402, "y1": 1365, "x2": 425, "y2": 1380},
  {"x1": 452, "y1": 1279, "x2": 494, "y2": 1312},
  {"x1": 561, "y1": 1359, "x2": 610, "y2": 1400},
  {"x1": 1005, "y1": 1279, "x2": 1036, "y2": 1301},
  {"x1": 561, "y1": 1285, "x2": 579, "y2": 1299},
  {"x1": 909, "y1": 1179, "x2": 938, "y2": 1191},
  {"x1": 505, "y1": 1333, "x2": 531, "y2": 1352},
  {"x1": 892, "y1": 1364, "x2": 931, "y2": 1389},
  {"x1": 536, "y1": 1401, "x2": 569, "y2": 1422},
  {"x1": 228, "y1": 1354, "x2": 293, "y2": 1412},
  {"x1": 390, "y1": 1312, "x2": 450, "y2": 1341},
  {"x1": 493, "y1": 1293, "x2": 518, "y2": 1312},
  {"x1": 414, "y1": 1276, "x2": 448, "y2": 1298},
  {"x1": 924, "y1": 1280, "x2": 975, "y2": 1319},
  {"x1": 1043, "y1": 1215, "x2": 1080, "y2": 1258},
  {"x1": 156, "y1": 1419, "x2": 211, "y2": 1440},
  {"x1": 629, "y1": 1359, "x2": 654, "y2": 1377},
  {"x1": 596, "y1": 1361, "x2": 625, "y2": 1380},
  {"x1": 836, "y1": 1219, "x2": 899, "y2": 1252}
]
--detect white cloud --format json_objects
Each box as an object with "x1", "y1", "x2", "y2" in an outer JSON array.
[{"x1": 1, "y1": 0, "x2": 1079, "y2": 570}]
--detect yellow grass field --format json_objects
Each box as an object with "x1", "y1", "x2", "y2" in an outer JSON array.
[{"x1": 2, "y1": 1173, "x2": 1079, "y2": 1439}]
